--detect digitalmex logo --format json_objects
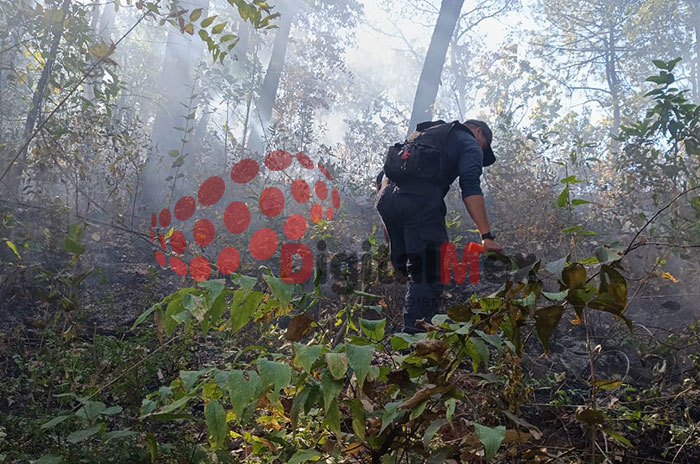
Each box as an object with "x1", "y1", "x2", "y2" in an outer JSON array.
[{"x1": 149, "y1": 150, "x2": 341, "y2": 283}]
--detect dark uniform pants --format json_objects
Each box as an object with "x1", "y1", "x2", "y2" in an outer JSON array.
[{"x1": 376, "y1": 183, "x2": 448, "y2": 333}]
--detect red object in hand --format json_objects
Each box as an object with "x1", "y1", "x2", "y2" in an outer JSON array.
[{"x1": 467, "y1": 242, "x2": 485, "y2": 253}]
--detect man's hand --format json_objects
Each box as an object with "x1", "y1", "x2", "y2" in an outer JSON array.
[{"x1": 482, "y1": 238, "x2": 503, "y2": 253}]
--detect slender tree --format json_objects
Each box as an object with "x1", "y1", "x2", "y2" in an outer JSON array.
[{"x1": 406, "y1": 0, "x2": 464, "y2": 136}]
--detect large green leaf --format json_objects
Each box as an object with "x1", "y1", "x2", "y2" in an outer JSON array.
[
  {"x1": 534, "y1": 305, "x2": 564, "y2": 353},
  {"x1": 257, "y1": 359, "x2": 291, "y2": 392},
  {"x1": 263, "y1": 274, "x2": 293, "y2": 307},
  {"x1": 293, "y1": 343, "x2": 323, "y2": 373},
  {"x1": 359, "y1": 318, "x2": 385, "y2": 341},
  {"x1": 227, "y1": 370, "x2": 259, "y2": 419},
  {"x1": 325, "y1": 352, "x2": 348, "y2": 379},
  {"x1": 205, "y1": 399, "x2": 228, "y2": 449},
  {"x1": 320, "y1": 370, "x2": 343, "y2": 411},
  {"x1": 323, "y1": 399, "x2": 341, "y2": 436},
  {"x1": 288, "y1": 449, "x2": 321, "y2": 464},
  {"x1": 66, "y1": 424, "x2": 103, "y2": 443},
  {"x1": 230, "y1": 289, "x2": 264, "y2": 333},
  {"x1": 473, "y1": 423, "x2": 506, "y2": 461},
  {"x1": 349, "y1": 398, "x2": 366, "y2": 441},
  {"x1": 562, "y1": 263, "x2": 586, "y2": 289},
  {"x1": 346, "y1": 343, "x2": 374, "y2": 388}
]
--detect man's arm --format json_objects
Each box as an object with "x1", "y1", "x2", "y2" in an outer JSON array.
[
  {"x1": 463, "y1": 195, "x2": 502, "y2": 252},
  {"x1": 452, "y1": 131, "x2": 503, "y2": 253}
]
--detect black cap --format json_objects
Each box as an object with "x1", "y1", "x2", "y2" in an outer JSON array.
[{"x1": 465, "y1": 119, "x2": 495, "y2": 166}]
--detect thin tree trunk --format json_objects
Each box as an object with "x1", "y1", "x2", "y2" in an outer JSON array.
[
  {"x1": 140, "y1": 0, "x2": 209, "y2": 210},
  {"x1": 8, "y1": 0, "x2": 71, "y2": 195},
  {"x1": 247, "y1": 0, "x2": 296, "y2": 154},
  {"x1": 406, "y1": 0, "x2": 464, "y2": 137}
]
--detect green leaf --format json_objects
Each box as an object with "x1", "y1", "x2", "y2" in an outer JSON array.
[
  {"x1": 646, "y1": 73, "x2": 674, "y2": 85},
  {"x1": 323, "y1": 399, "x2": 341, "y2": 436},
  {"x1": 359, "y1": 318, "x2": 385, "y2": 341},
  {"x1": 288, "y1": 449, "x2": 321, "y2": 464},
  {"x1": 325, "y1": 352, "x2": 348, "y2": 379},
  {"x1": 211, "y1": 22, "x2": 226, "y2": 34},
  {"x1": 465, "y1": 338, "x2": 489, "y2": 371},
  {"x1": 200, "y1": 15, "x2": 217, "y2": 28},
  {"x1": 349, "y1": 398, "x2": 367, "y2": 441},
  {"x1": 320, "y1": 370, "x2": 343, "y2": 411},
  {"x1": 603, "y1": 428, "x2": 632, "y2": 447},
  {"x1": 545, "y1": 256, "x2": 568, "y2": 281},
  {"x1": 143, "y1": 395, "x2": 194, "y2": 418},
  {"x1": 445, "y1": 398, "x2": 456, "y2": 423},
  {"x1": 102, "y1": 429, "x2": 138, "y2": 442},
  {"x1": 560, "y1": 175, "x2": 586, "y2": 184},
  {"x1": 205, "y1": 400, "x2": 228, "y2": 449},
  {"x1": 594, "y1": 379, "x2": 623, "y2": 390},
  {"x1": 40, "y1": 415, "x2": 71, "y2": 430},
  {"x1": 534, "y1": 305, "x2": 564, "y2": 353},
  {"x1": 423, "y1": 419, "x2": 448, "y2": 450},
  {"x1": 36, "y1": 456, "x2": 63, "y2": 464},
  {"x1": 257, "y1": 359, "x2": 291, "y2": 392},
  {"x1": 562, "y1": 263, "x2": 586, "y2": 288},
  {"x1": 542, "y1": 290, "x2": 568, "y2": 302},
  {"x1": 346, "y1": 343, "x2": 374, "y2": 388},
  {"x1": 380, "y1": 401, "x2": 405, "y2": 434},
  {"x1": 473, "y1": 423, "x2": 506, "y2": 461},
  {"x1": 293, "y1": 343, "x2": 323, "y2": 373},
  {"x1": 230, "y1": 289, "x2": 264, "y2": 332},
  {"x1": 571, "y1": 199, "x2": 592, "y2": 206},
  {"x1": 263, "y1": 274, "x2": 293, "y2": 307},
  {"x1": 556, "y1": 185, "x2": 569, "y2": 207},
  {"x1": 67, "y1": 424, "x2": 103, "y2": 443},
  {"x1": 180, "y1": 370, "x2": 205, "y2": 391},
  {"x1": 228, "y1": 370, "x2": 259, "y2": 419},
  {"x1": 189, "y1": 8, "x2": 202, "y2": 21},
  {"x1": 75, "y1": 401, "x2": 106, "y2": 421},
  {"x1": 64, "y1": 236, "x2": 84, "y2": 255},
  {"x1": 4, "y1": 239, "x2": 21, "y2": 259}
]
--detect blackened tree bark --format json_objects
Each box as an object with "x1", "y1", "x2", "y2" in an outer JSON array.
[{"x1": 406, "y1": 0, "x2": 464, "y2": 137}]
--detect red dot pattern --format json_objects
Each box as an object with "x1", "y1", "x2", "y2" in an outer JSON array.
[
  {"x1": 159, "y1": 209, "x2": 171, "y2": 228},
  {"x1": 310, "y1": 204, "x2": 323, "y2": 223},
  {"x1": 170, "y1": 231, "x2": 187, "y2": 255},
  {"x1": 170, "y1": 257, "x2": 187, "y2": 276},
  {"x1": 315, "y1": 180, "x2": 328, "y2": 201},
  {"x1": 250, "y1": 228, "x2": 278, "y2": 260},
  {"x1": 151, "y1": 150, "x2": 338, "y2": 280},
  {"x1": 231, "y1": 158, "x2": 259, "y2": 183},
  {"x1": 175, "y1": 196, "x2": 196, "y2": 221},
  {"x1": 224, "y1": 201, "x2": 250, "y2": 234},
  {"x1": 217, "y1": 246, "x2": 240, "y2": 275},
  {"x1": 296, "y1": 152, "x2": 314, "y2": 169},
  {"x1": 190, "y1": 256, "x2": 211, "y2": 281},
  {"x1": 265, "y1": 150, "x2": 293, "y2": 171},
  {"x1": 332, "y1": 188, "x2": 340, "y2": 209},
  {"x1": 193, "y1": 219, "x2": 215, "y2": 247},
  {"x1": 291, "y1": 179, "x2": 310, "y2": 204},
  {"x1": 284, "y1": 214, "x2": 307, "y2": 240},
  {"x1": 155, "y1": 251, "x2": 166, "y2": 267},
  {"x1": 259, "y1": 187, "x2": 285, "y2": 217},
  {"x1": 198, "y1": 176, "x2": 225, "y2": 206}
]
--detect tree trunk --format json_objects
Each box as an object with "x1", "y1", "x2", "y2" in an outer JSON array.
[
  {"x1": 7, "y1": 0, "x2": 71, "y2": 195},
  {"x1": 140, "y1": 0, "x2": 209, "y2": 211},
  {"x1": 605, "y1": 24, "x2": 620, "y2": 137},
  {"x1": 406, "y1": 0, "x2": 464, "y2": 137},
  {"x1": 247, "y1": 0, "x2": 296, "y2": 154}
]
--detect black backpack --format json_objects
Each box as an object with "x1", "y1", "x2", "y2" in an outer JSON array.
[{"x1": 383, "y1": 120, "x2": 469, "y2": 185}]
